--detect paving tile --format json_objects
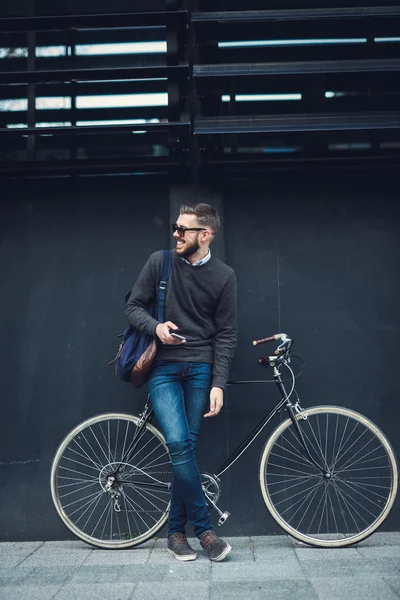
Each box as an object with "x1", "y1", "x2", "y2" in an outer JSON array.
[
  {"x1": 68, "y1": 565, "x2": 123, "y2": 584},
  {"x1": 8, "y1": 542, "x2": 44, "y2": 552},
  {"x1": 23, "y1": 566, "x2": 77, "y2": 586},
  {"x1": 0, "y1": 566, "x2": 35, "y2": 584},
  {"x1": 357, "y1": 532, "x2": 400, "y2": 547},
  {"x1": 356, "y1": 545, "x2": 400, "y2": 559},
  {"x1": 133, "y1": 581, "x2": 209, "y2": 600},
  {"x1": 83, "y1": 547, "x2": 150, "y2": 566},
  {"x1": 210, "y1": 582, "x2": 265, "y2": 600},
  {"x1": 0, "y1": 542, "x2": 15, "y2": 548},
  {"x1": 210, "y1": 559, "x2": 305, "y2": 581},
  {"x1": 20, "y1": 547, "x2": 92, "y2": 568},
  {"x1": 300, "y1": 559, "x2": 356, "y2": 578},
  {"x1": 384, "y1": 576, "x2": 400, "y2": 596},
  {"x1": 351, "y1": 558, "x2": 400, "y2": 577},
  {"x1": 310, "y1": 577, "x2": 399, "y2": 600},
  {"x1": 118, "y1": 562, "x2": 211, "y2": 583},
  {"x1": 295, "y1": 547, "x2": 360, "y2": 561},
  {"x1": 250, "y1": 535, "x2": 294, "y2": 549},
  {"x1": 0, "y1": 541, "x2": 46, "y2": 568},
  {"x1": 260, "y1": 579, "x2": 319, "y2": 600},
  {"x1": 0, "y1": 584, "x2": 62, "y2": 599},
  {"x1": 42, "y1": 540, "x2": 89, "y2": 550},
  {"x1": 55, "y1": 582, "x2": 135, "y2": 600},
  {"x1": 0, "y1": 552, "x2": 39, "y2": 569},
  {"x1": 253, "y1": 545, "x2": 297, "y2": 562}
]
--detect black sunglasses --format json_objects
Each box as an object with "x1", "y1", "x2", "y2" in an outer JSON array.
[{"x1": 172, "y1": 223, "x2": 207, "y2": 237}]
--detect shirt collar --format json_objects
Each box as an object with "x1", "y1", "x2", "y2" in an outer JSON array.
[{"x1": 180, "y1": 249, "x2": 211, "y2": 267}]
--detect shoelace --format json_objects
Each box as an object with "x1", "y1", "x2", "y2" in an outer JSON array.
[
  {"x1": 201, "y1": 531, "x2": 217, "y2": 550},
  {"x1": 172, "y1": 533, "x2": 190, "y2": 548}
]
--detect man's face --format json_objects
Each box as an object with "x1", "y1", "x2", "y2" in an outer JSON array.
[{"x1": 173, "y1": 214, "x2": 205, "y2": 258}]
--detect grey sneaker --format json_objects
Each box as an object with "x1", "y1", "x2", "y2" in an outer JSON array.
[
  {"x1": 167, "y1": 533, "x2": 197, "y2": 562},
  {"x1": 200, "y1": 530, "x2": 232, "y2": 562}
]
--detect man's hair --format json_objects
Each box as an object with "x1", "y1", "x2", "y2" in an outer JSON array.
[{"x1": 179, "y1": 203, "x2": 220, "y2": 236}]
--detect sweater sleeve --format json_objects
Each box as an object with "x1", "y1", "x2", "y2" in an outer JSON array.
[
  {"x1": 212, "y1": 271, "x2": 238, "y2": 390},
  {"x1": 124, "y1": 252, "x2": 161, "y2": 336}
]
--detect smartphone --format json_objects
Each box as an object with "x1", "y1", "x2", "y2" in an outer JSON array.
[{"x1": 170, "y1": 332, "x2": 186, "y2": 342}]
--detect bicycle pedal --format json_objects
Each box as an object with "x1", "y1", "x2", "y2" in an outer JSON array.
[{"x1": 218, "y1": 511, "x2": 230, "y2": 526}]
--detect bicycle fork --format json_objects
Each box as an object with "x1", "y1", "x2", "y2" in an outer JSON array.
[{"x1": 275, "y1": 369, "x2": 329, "y2": 476}]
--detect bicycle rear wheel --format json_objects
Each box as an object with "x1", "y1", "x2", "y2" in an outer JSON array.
[
  {"x1": 259, "y1": 406, "x2": 398, "y2": 547},
  {"x1": 51, "y1": 413, "x2": 172, "y2": 549}
]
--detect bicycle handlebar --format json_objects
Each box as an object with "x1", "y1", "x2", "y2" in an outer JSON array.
[{"x1": 253, "y1": 333, "x2": 284, "y2": 346}]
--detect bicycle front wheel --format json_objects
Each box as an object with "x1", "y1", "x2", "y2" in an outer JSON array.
[
  {"x1": 259, "y1": 405, "x2": 398, "y2": 547},
  {"x1": 51, "y1": 413, "x2": 172, "y2": 549}
]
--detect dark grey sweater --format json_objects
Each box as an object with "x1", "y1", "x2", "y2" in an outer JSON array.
[{"x1": 125, "y1": 250, "x2": 237, "y2": 390}]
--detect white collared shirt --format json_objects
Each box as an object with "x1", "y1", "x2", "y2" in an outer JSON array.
[{"x1": 180, "y1": 249, "x2": 211, "y2": 267}]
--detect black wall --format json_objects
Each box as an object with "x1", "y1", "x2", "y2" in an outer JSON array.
[{"x1": 1, "y1": 171, "x2": 399, "y2": 541}]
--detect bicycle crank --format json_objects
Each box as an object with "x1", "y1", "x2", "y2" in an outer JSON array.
[{"x1": 201, "y1": 473, "x2": 230, "y2": 526}]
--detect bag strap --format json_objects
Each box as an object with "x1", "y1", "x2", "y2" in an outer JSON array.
[{"x1": 157, "y1": 250, "x2": 172, "y2": 323}]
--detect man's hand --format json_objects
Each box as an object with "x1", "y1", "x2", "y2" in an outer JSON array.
[
  {"x1": 204, "y1": 387, "x2": 224, "y2": 418},
  {"x1": 155, "y1": 321, "x2": 186, "y2": 345}
]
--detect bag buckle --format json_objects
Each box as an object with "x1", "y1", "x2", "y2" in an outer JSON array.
[{"x1": 159, "y1": 280, "x2": 167, "y2": 290}]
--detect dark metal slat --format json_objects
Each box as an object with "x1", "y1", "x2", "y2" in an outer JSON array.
[
  {"x1": 0, "y1": 121, "x2": 190, "y2": 136},
  {"x1": 195, "y1": 113, "x2": 400, "y2": 134},
  {"x1": 194, "y1": 58, "x2": 400, "y2": 77},
  {"x1": 0, "y1": 11, "x2": 188, "y2": 32},
  {"x1": 0, "y1": 157, "x2": 182, "y2": 177},
  {"x1": 192, "y1": 7, "x2": 400, "y2": 23},
  {"x1": 0, "y1": 80, "x2": 168, "y2": 99},
  {"x1": 0, "y1": 65, "x2": 188, "y2": 84}
]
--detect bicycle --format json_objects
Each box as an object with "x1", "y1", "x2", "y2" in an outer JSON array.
[{"x1": 50, "y1": 333, "x2": 398, "y2": 549}]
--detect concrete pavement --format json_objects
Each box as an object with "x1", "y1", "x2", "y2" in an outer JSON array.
[{"x1": 0, "y1": 533, "x2": 399, "y2": 599}]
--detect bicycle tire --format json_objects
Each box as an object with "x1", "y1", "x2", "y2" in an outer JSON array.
[
  {"x1": 50, "y1": 413, "x2": 171, "y2": 549},
  {"x1": 259, "y1": 405, "x2": 398, "y2": 548}
]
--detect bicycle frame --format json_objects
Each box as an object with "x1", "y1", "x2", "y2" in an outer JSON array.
[
  {"x1": 119, "y1": 359, "x2": 323, "y2": 486},
  {"x1": 215, "y1": 364, "x2": 323, "y2": 477}
]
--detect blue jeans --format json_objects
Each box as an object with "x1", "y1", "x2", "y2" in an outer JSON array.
[{"x1": 148, "y1": 361, "x2": 213, "y2": 538}]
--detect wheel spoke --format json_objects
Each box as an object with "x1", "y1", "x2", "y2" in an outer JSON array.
[
  {"x1": 77, "y1": 492, "x2": 105, "y2": 528},
  {"x1": 125, "y1": 482, "x2": 169, "y2": 513},
  {"x1": 327, "y1": 487, "x2": 339, "y2": 534},
  {"x1": 305, "y1": 482, "x2": 326, "y2": 534},
  {"x1": 57, "y1": 476, "x2": 98, "y2": 485},
  {"x1": 295, "y1": 482, "x2": 323, "y2": 531},
  {"x1": 123, "y1": 490, "x2": 156, "y2": 526},
  {"x1": 287, "y1": 425, "x2": 322, "y2": 466},
  {"x1": 70, "y1": 490, "x2": 104, "y2": 521},
  {"x1": 335, "y1": 446, "x2": 387, "y2": 475},
  {"x1": 58, "y1": 480, "x2": 99, "y2": 499},
  {"x1": 341, "y1": 479, "x2": 389, "y2": 501},
  {"x1": 269, "y1": 475, "x2": 317, "y2": 498},
  {"x1": 278, "y1": 435, "x2": 316, "y2": 468},
  {"x1": 336, "y1": 478, "x2": 386, "y2": 512},
  {"x1": 275, "y1": 480, "x2": 322, "y2": 510},
  {"x1": 304, "y1": 417, "x2": 329, "y2": 469},
  {"x1": 59, "y1": 455, "x2": 101, "y2": 473},
  {"x1": 268, "y1": 462, "x2": 319, "y2": 477},
  {"x1": 271, "y1": 443, "x2": 316, "y2": 470},
  {"x1": 79, "y1": 431, "x2": 106, "y2": 470},
  {"x1": 69, "y1": 442, "x2": 103, "y2": 470},
  {"x1": 331, "y1": 421, "x2": 364, "y2": 471}
]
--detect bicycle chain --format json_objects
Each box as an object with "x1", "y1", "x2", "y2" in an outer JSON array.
[
  {"x1": 117, "y1": 508, "x2": 166, "y2": 514},
  {"x1": 109, "y1": 470, "x2": 171, "y2": 514},
  {"x1": 122, "y1": 471, "x2": 171, "y2": 476}
]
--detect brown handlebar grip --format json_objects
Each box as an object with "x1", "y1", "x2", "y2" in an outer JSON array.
[{"x1": 252, "y1": 333, "x2": 282, "y2": 346}]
